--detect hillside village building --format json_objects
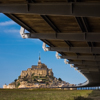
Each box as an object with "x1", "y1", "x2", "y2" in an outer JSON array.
[{"x1": 3, "y1": 83, "x2": 15, "y2": 89}]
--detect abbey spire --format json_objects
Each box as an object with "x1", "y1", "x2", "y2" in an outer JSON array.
[{"x1": 38, "y1": 52, "x2": 41, "y2": 64}]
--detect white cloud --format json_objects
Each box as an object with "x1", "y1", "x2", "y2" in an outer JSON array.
[
  {"x1": 4, "y1": 29, "x2": 20, "y2": 33},
  {"x1": 0, "y1": 20, "x2": 16, "y2": 26},
  {"x1": 3, "y1": 29, "x2": 20, "y2": 38},
  {"x1": 4, "y1": 29, "x2": 19, "y2": 33}
]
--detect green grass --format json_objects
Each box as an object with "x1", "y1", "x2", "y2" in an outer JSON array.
[{"x1": 0, "y1": 89, "x2": 95, "y2": 100}]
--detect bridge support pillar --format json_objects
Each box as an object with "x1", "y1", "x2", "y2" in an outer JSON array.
[{"x1": 88, "y1": 87, "x2": 89, "y2": 90}]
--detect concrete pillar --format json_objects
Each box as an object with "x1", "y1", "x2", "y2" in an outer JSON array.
[
  {"x1": 88, "y1": 87, "x2": 90, "y2": 90},
  {"x1": 93, "y1": 87, "x2": 94, "y2": 90},
  {"x1": 92, "y1": 87, "x2": 94, "y2": 90},
  {"x1": 96, "y1": 87, "x2": 98, "y2": 90},
  {"x1": 90, "y1": 87, "x2": 92, "y2": 90},
  {"x1": 94, "y1": 87, "x2": 95, "y2": 90},
  {"x1": 83, "y1": 87, "x2": 84, "y2": 90},
  {"x1": 87, "y1": 87, "x2": 88, "y2": 90},
  {"x1": 81, "y1": 87, "x2": 82, "y2": 90},
  {"x1": 92, "y1": 87, "x2": 93, "y2": 90}
]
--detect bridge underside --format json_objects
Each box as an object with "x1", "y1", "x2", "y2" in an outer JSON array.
[{"x1": 1, "y1": 0, "x2": 100, "y2": 87}]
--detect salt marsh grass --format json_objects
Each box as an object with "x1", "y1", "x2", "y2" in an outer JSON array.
[{"x1": 0, "y1": 89, "x2": 97, "y2": 100}]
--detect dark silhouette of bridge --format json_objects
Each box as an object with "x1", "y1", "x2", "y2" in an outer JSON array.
[{"x1": 1, "y1": 0, "x2": 100, "y2": 88}]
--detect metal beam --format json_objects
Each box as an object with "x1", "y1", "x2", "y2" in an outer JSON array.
[
  {"x1": 68, "y1": 0, "x2": 74, "y2": 2},
  {"x1": 41, "y1": 15, "x2": 61, "y2": 33},
  {"x1": 75, "y1": 17, "x2": 93, "y2": 47},
  {"x1": 5, "y1": 14, "x2": 58, "y2": 49},
  {"x1": 64, "y1": 40, "x2": 73, "y2": 47},
  {"x1": 46, "y1": 47, "x2": 100, "y2": 54},
  {"x1": 74, "y1": 65, "x2": 100, "y2": 68},
  {"x1": 61, "y1": 55, "x2": 100, "y2": 61},
  {"x1": 74, "y1": 64, "x2": 100, "y2": 67},
  {"x1": 40, "y1": 16, "x2": 74, "y2": 53},
  {"x1": 76, "y1": 17, "x2": 93, "y2": 47},
  {"x1": 25, "y1": 32, "x2": 100, "y2": 42},
  {"x1": 80, "y1": 68, "x2": 99, "y2": 72},
  {"x1": 75, "y1": 17, "x2": 86, "y2": 32},
  {"x1": 26, "y1": 0, "x2": 36, "y2": 3},
  {"x1": 76, "y1": 0, "x2": 81, "y2": 2},
  {"x1": 69, "y1": 61, "x2": 100, "y2": 65},
  {"x1": 1, "y1": 3, "x2": 100, "y2": 17},
  {"x1": 81, "y1": 17, "x2": 91, "y2": 32},
  {"x1": 0, "y1": 3, "x2": 71, "y2": 14},
  {"x1": 40, "y1": 15, "x2": 74, "y2": 55},
  {"x1": 5, "y1": 14, "x2": 36, "y2": 33},
  {"x1": 5, "y1": 15, "x2": 59, "y2": 53},
  {"x1": 64, "y1": 40, "x2": 79, "y2": 55},
  {"x1": 81, "y1": 17, "x2": 94, "y2": 48},
  {"x1": 75, "y1": 16, "x2": 92, "y2": 55}
]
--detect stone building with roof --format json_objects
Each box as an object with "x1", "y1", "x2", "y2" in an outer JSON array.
[
  {"x1": 3, "y1": 83, "x2": 15, "y2": 89},
  {"x1": 20, "y1": 56, "x2": 53, "y2": 78}
]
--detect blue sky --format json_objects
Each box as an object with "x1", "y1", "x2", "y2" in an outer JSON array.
[{"x1": 0, "y1": 13, "x2": 86, "y2": 88}]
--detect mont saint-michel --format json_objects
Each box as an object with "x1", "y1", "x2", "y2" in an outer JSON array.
[{"x1": 3, "y1": 57, "x2": 75, "y2": 89}]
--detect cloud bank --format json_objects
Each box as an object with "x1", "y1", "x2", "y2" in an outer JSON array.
[
  {"x1": 4, "y1": 29, "x2": 19, "y2": 33},
  {"x1": 0, "y1": 20, "x2": 16, "y2": 26}
]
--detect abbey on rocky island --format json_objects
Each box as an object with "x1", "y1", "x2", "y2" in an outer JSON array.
[
  {"x1": 3, "y1": 55, "x2": 75, "y2": 89},
  {"x1": 21, "y1": 59, "x2": 53, "y2": 78}
]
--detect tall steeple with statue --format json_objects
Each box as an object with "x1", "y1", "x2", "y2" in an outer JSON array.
[{"x1": 38, "y1": 53, "x2": 41, "y2": 64}]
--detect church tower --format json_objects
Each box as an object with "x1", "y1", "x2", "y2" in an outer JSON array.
[
  {"x1": 38, "y1": 53, "x2": 41, "y2": 64},
  {"x1": 38, "y1": 53, "x2": 42, "y2": 68}
]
